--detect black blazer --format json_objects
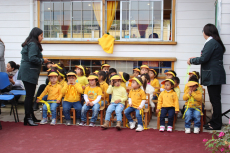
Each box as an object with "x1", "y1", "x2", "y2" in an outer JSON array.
[{"x1": 190, "y1": 39, "x2": 226, "y2": 86}]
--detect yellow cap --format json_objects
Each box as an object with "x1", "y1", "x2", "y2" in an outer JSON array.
[
  {"x1": 88, "y1": 75, "x2": 98, "y2": 80},
  {"x1": 52, "y1": 64, "x2": 63, "y2": 70},
  {"x1": 140, "y1": 65, "x2": 149, "y2": 69},
  {"x1": 75, "y1": 65, "x2": 85, "y2": 76},
  {"x1": 119, "y1": 72, "x2": 127, "y2": 83},
  {"x1": 186, "y1": 81, "x2": 198, "y2": 87},
  {"x1": 101, "y1": 64, "x2": 110, "y2": 70},
  {"x1": 110, "y1": 75, "x2": 122, "y2": 80},
  {"x1": 66, "y1": 72, "x2": 77, "y2": 76},
  {"x1": 48, "y1": 72, "x2": 58, "y2": 77},
  {"x1": 131, "y1": 77, "x2": 143, "y2": 86},
  {"x1": 133, "y1": 68, "x2": 140, "y2": 72},
  {"x1": 161, "y1": 79, "x2": 175, "y2": 85},
  {"x1": 149, "y1": 69, "x2": 157, "y2": 75},
  {"x1": 165, "y1": 71, "x2": 175, "y2": 77},
  {"x1": 94, "y1": 70, "x2": 99, "y2": 75},
  {"x1": 188, "y1": 72, "x2": 198, "y2": 79}
]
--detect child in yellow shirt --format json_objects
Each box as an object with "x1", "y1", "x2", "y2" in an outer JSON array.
[
  {"x1": 140, "y1": 65, "x2": 149, "y2": 74},
  {"x1": 98, "y1": 71, "x2": 109, "y2": 106},
  {"x1": 183, "y1": 77, "x2": 202, "y2": 134},
  {"x1": 149, "y1": 69, "x2": 159, "y2": 100},
  {"x1": 128, "y1": 68, "x2": 140, "y2": 87},
  {"x1": 36, "y1": 70, "x2": 62, "y2": 125},
  {"x1": 156, "y1": 78, "x2": 179, "y2": 132},
  {"x1": 160, "y1": 70, "x2": 177, "y2": 92},
  {"x1": 119, "y1": 72, "x2": 130, "y2": 89},
  {"x1": 124, "y1": 77, "x2": 146, "y2": 132},
  {"x1": 101, "y1": 75, "x2": 128, "y2": 130},
  {"x1": 62, "y1": 70, "x2": 83, "y2": 125},
  {"x1": 57, "y1": 68, "x2": 67, "y2": 88},
  {"x1": 101, "y1": 64, "x2": 110, "y2": 73},
  {"x1": 79, "y1": 74, "x2": 102, "y2": 127}
]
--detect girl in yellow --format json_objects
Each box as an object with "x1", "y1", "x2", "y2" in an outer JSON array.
[
  {"x1": 140, "y1": 65, "x2": 149, "y2": 74},
  {"x1": 36, "y1": 69, "x2": 62, "y2": 125},
  {"x1": 98, "y1": 71, "x2": 109, "y2": 106},
  {"x1": 101, "y1": 63, "x2": 110, "y2": 73},
  {"x1": 156, "y1": 78, "x2": 179, "y2": 132},
  {"x1": 184, "y1": 71, "x2": 203, "y2": 93},
  {"x1": 183, "y1": 77, "x2": 202, "y2": 134},
  {"x1": 124, "y1": 77, "x2": 146, "y2": 132},
  {"x1": 119, "y1": 71, "x2": 130, "y2": 89},
  {"x1": 160, "y1": 70, "x2": 177, "y2": 92},
  {"x1": 79, "y1": 74, "x2": 102, "y2": 127},
  {"x1": 62, "y1": 70, "x2": 83, "y2": 126},
  {"x1": 149, "y1": 69, "x2": 160, "y2": 100}
]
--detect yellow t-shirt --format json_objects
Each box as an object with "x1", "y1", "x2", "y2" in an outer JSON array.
[
  {"x1": 120, "y1": 82, "x2": 126, "y2": 89},
  {"x1": 38, "y1": 83, "x2": 62, "y2": 101},
  {"x1": 157, "y1": 90, "x2": 179, "y2": 111},
  {"x1": 183, "y1": 89, "x2": 202, "y2": 108},
  {"x1": 84, "y1": 86, "x2": 102, "y2": 106},
  {"x1": 150, "y1": 78, "x2": 160, "y2": 93},
  {"x1": 76, "y1": 76, "x2": 89, "y2": 86},
  {"x1": 100, "y1": 81, "x2": 109, "y2": 102},
  {"x1": 59, "y1": 79, "x2": 67, "y2": 88},
  {"x1": 128, "y1": 88, "x2": 146, "y2": 108},
  {"x1": 62, "y1": 83, "x2": 83, "y2": 102}
]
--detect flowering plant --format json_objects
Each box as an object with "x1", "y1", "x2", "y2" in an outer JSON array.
[{"x1": 203, "y1": 124, "x2": 230, "y2": 153}]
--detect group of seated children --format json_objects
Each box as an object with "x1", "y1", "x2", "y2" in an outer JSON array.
[{"x1": 36, "y1": 63, "x2": 203, "y2": 133}]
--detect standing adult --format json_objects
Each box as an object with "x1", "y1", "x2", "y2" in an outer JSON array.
[
  {"x1": 0, "y1": 38, "x2": 6, "y2": 72},
  {"x1": 18, "y1": 27, "x2": 49, "y2": 126},
  {"x1": 187, "y1": 23, "x2": 226, "y2": 130}
]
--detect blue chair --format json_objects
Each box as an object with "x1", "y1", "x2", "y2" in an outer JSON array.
[{"x1": 0, "y1": 72, "x2": 23, "y2": 123}]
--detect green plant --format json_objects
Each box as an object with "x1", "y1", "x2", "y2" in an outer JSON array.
[{"x1": 203, "y1": 124, "x2": 230, "y2": 153}]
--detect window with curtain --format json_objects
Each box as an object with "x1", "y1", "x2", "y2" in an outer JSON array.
[
  {"x1": 40, "y1": 0, "x2": 102, "y2": 40},
  {"x1": 106, "y1": 0, "x2": 172, "y2": 41}
]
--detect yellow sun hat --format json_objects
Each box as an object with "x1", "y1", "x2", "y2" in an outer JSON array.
[
  {"x1": 75, "y1": 65, "x2": 85, "y2": 76},
  {"x1": 161, "y1": 79, "x2": 175, "y2": 85},
  {"x1": 101, "y1": 64, "x2": 110, "y2": 70},
  {"x1": 94, "y1": 70, "x2": 99, "y2": 75},
  {"x1": 110, "y1": 75, "x2": 122, "y2": 80},
  {"x1": 66, "y1": 71, "x2": 77, "y2": 76},
  {"x1": 149, "y1": 69, "x2": 157, "y2": 75},
  {"x1": 52, "y1": 64, "x2": 63, "y2": 70},
  {"x1": 48, "y1": 72, "x2": 59, "y2": 77},
  {"x1": 165, "y1": 71, "x2": 176, "y2": 77},
  {"x1": 131, "y1": 77, "x2": 143, "y2": 86},
  {"x1": 140, "y1": 65, "x2": 149, "y2": 69},
  {"x1": 133, "y1": 68, "x2": 140, "y2": 72},
  {"x1": 186, "y1": 81, "x2": 198, "y2": 87},
  {"x1": 88, "y1": 75, "x2": 98, "y2": 80},
  {"x1": 188, "y1": 72, "x2": 198, "y2": 79}
]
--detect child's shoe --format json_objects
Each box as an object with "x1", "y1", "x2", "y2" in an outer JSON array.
[
  {"x1": 194, "y1": 127, "x2": 200, "y2": 134},
  {"x1": 89, "y1": 122, "x2": 95, "y2": 127},
  {"x1": 40, "y1": 118, "x2": 47, "y2": 125},
  {"x1": 79, "y1": 121, "x2": 86, "y2": 126},
  {"x1": 50, "y1": 119, "x2": 56, "y2": 125},
  {"x1": 185, "y1": 128, "x2": 191, "y2": 134},
  {"x1": 116, "y1": 121, "x2": 122, "y2": 130},
  {"x1": 76, "y1": 119, "x2": 80, "y2": 125},
  {"x1": 167, "y1": 126, "x2": 173, "y2": 132},
  {"x1": 129, "y1": 122, "x2": 136, "y2": 129},
  {"x1": 66, "y1": 120, "x2": 71, "y2": 126},
  {"x1": 136, "y1": 124, "x2": 144, "y2": 132},
  {"x1": 101, "y1": 120, "x2": 109, "y2": 129},
  {"x1": 159, "y1": 126, "x2": 165, "y2": 132}
]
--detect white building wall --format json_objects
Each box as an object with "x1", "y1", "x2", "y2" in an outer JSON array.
[{"x1": 1, "y1": 0, "x2": 229, "y2": 123}]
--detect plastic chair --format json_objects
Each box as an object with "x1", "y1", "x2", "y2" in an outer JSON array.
[
  {"x1": 0, "y1": 72, "x2": 19, "y2": 122},
  {"x1": 9, "y1": 90, "x2": 26, "y2": 116}
]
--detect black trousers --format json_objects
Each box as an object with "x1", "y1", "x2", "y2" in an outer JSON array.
[
  {"x1": 23, "y1": 81, "x2": 36, "y2": 115},
  {"x1": 207, "y1": 85, "x2": 222, "y2": 128}
]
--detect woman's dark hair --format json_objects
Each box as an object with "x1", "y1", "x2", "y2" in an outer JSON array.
[
  {"x1": 189, "y1": 75, "x2": 199, "y2": 84},
  {"x1": 122, "y1": 72, "x2": 130, "y2": 82},
  {"x1": 203, "y1": 24, "x2": 225, "y2": 52},
  {"x1": 89, "y1": 73, "x2": 100, "y2": 87},
  {"x1": 135, "y1": 77, "x2": 144, "y2": 88},
  {"x1": 168, "y1": 70, "x2": 177, "y2": 77},
  {"x1": 22, "y1": 27, "x2": 43, "y2": 51},
  {"x1": 8, "y1": 61, "x2": 19, "y2": 70},
  {"x1": 98, "y1": 71, "x2": 107, "y2": 81},
  {"x1": 174, "y1": 77, "x2": 180, "y2": 85},
  {"x1": 140, "y1": 74, "x2": 149, "y2": 92}
]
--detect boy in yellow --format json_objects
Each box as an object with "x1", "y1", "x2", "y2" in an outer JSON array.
[
  {"x1": 62, "y1": 70, "x2": 83, "y2": 125},
  {"x1": 98, "y1": 71, "x2": 109, "y2": 106},
  {"x1": 149, "y1": 69, "x2": 160, "y2": 100},
  {"x1": 79, "y1": 74, "x2": 102, "y2": 127},
  {"x1": 140, "y1": 65, "x2": 149, "y2": 74},
  {"x1": 119, "y1": 71, "x2": 130, "y2": 89},
  {"x1": 156, "y1": 78, "x2": 179, "y2": 132},
  {"x1": 124, "y1": 77, "x2": 146, "y2": 132},
  {"x1": 36, "y1": 70, "x2": 62, "y2": 125},
  {"x1": 183, "y1": 77, "x2": 202, "y2": 134},
  {"x1": 101, "y1": 75, "x2": 128, "y2": 130},
  {"x1": 101, "y1": 63, "x2": 110, "y2": 73}
]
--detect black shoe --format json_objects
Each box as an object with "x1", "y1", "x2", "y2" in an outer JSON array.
[
  {"x1": 24, "y1": 117, "x2": 38, "y2": 126},
  {"x1": 205, "y1": 125, "x2": 221, "y2": 130},
  {"x1": 32, "y1": 112, "x2": 41, "y2": 122}
]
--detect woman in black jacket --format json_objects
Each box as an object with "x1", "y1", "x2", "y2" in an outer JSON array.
[
  {"x1": 18, "y1": 27, "x2": 49, "y2": 126},
  {"x1": 187, "y1": 24, "x2": 226, "y2": 130}
]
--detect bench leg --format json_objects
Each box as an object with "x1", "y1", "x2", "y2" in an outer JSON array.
[
  {"x1": 173, "y1": 115, "x2": 176, "y2": 131},
  {"x1": 100, "y1": 110, "x2": 103, "y2": 125},
  {"x1": 157, "y1": 115, "x2": 160, "y2": 129},
  {"x1": 73, "y1": 109, "x2": 76, "y2": 125},
  {"x1": 60, "y1": 108, "x2": 63, "y2": 124},
  {"x1": 144, "y1": 112, "x2": 148, "y2": 128},
  {"x1": 86, "y1": 112, "x2": 89, "y2": 125},
  {"x1": 200, "y1": 115, "x2": 203, "y2": 132}
]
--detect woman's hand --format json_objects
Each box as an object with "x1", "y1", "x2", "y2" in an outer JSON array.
[
  {"x1": 187, "y1": 57, "x2": 196, "y2": 65},
  {"x1": 43, "y1": 58, "x2": 50, "y2": 64}
]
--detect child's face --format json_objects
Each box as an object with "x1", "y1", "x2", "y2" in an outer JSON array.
[
  {"x1": 131, "y1": 80, "x2": 140, "y2": 89},
  {"x1": 174, "y1": 81, "x2": 178, "y2": 88},
  {"x1": 67, "y1": 76, "x2": 76, "y2": 84},
  {"x1": 148, "y1": 71, "x2": 155, "y2": 79},
  {"x1": 140, "y1": 68, "x2": 148, "y2": 74},
  {"x1": 164, "y1": 81, "x2": 173, "y2": 90},
  {"x1": 76, "y1": 68, "x2": 82, "y2": 76},
  {"x1": 89, "y1": 79, "x2": 96, "y2": 86},
  {"x1": 166, "y1": 74, "x2": 173, "y2": 79},
  {"x1": 102, "y1": 66, "x2": 109, "y2": 72},
  {"x1": 189, "y1": 85, "x2": 198, "y2": 91},
  {"x1": 133, "y1": 71, "x2": 139, "y2": 77},
  {"x1": 113, "y1": 79, "x2": 121, "y2": 87},
  {"x1": 98, "y1": 75, "x2": 103, "y2": 82},
  {"x1": 58, "y1": 75, "x2": 62, "y2": 81},
  {"x1": 49, "y1": 76, "x2": 58, "y2": 84}
]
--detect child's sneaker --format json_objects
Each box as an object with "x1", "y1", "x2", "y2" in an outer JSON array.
[
  {"x1": 79, "y1": 121, "x2": 86, "y2": 126},
  {"x1": 167, "y1": 126, "x2": 173, "y2": 132},
  {"x1": 159, "y1": 126, "x2": 165, "y2": 132},
  {"x1": 185, "y1": 128, "x2": 191, "y2": 134},
  {"x1": 66, "y1": 120, "x2": 71, "y2": 126},
  {"x1": 136, "y1": 124, "x2": 144, "y2": 132},
  {"x1": 40, "y1": 118, "x2": 47, "y2": 125},
  {"x1": 50, "y1": 119, "x2": 56, "y2": 125},
  {"x1": 76, "y1": 119, "x2": 81, "y2": 125},
  {"x1": 194, "y1": 127, "x2": 200, "y2": 134},
  {"x1": 129, "y1": 122, "x2": 136, "y2": 129},
  {"x1": 89, "y1": 122, "x2": 95, "y2": 127}
]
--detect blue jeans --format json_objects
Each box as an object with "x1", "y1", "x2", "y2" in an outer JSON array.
[
  {"x1": 185, "y1": 108, "x2": 201, "y2": 128},
  {"x1": 63, "y1": 101, "x2": 82, "y2": 120},
  {"x1": 42, "y1": 102, "x2": 60, "y2": 119},
  {"x1": 105, "y1": 103, "x2": 124, "y2": 121},
  {"x1": 152, "y1": 95, "x2": 158, "y2": 100},
  {"x1": 124, "y1": 107, "x2": 143, "y2": 126},
  {"x1": 101, "y1": 100, "x2": 108, "y2": 107},
  {"x1": 160, "y1": 107, "x2": 175, "y2": 126},
  {"x1": 81, "y1": 103, "x2": 100, "y2": 123},
  {"x1": 42, "y1": 95, "x2": 48, "y2": 101}
]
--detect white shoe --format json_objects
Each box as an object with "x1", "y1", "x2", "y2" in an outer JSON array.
[
  {"x1": 136, "y1": 125, "x2": 144, "y2": 132},
  {"x1": 129, "y1": 122, "x2": 136, "y2": 129},
  {"x1": 194, "y1": 127, "x2": 200, "y2": 134},
  {"x1": 159, "y1": 126, "x2": 165, "y2": 132},
  {"x1": 76, "y1": 119, "x2": 80, "y2": 125},
  {"x1": 185, "y1": 128, "x2": 191, "y2": 134},
  {"x1": 167, "y1": 126, "x2": 173, "y2": 132}
]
